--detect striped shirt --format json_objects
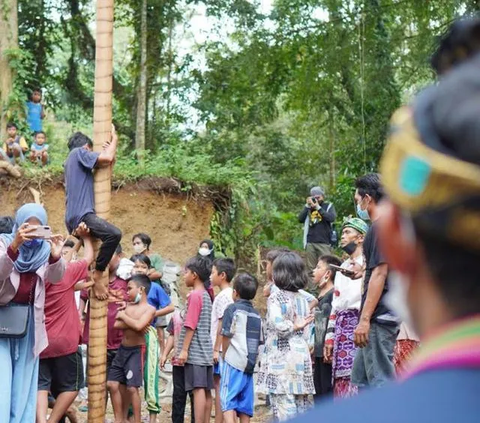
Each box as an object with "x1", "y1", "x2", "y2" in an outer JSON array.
[
  {"x1": 177, "y1": 289, "x2": 213, "y2": 366},
  {"x1": 221, "y1": 299, "x2": 263, "y2": 374}
]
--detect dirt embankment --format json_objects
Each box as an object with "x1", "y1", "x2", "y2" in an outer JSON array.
[{"x1": 0, "y1": 176, "x2": 223, "y2": 265}]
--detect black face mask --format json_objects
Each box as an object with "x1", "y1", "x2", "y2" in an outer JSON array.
[{"x1": 341, "y1": 242, "x2": 357, "y2": 256}]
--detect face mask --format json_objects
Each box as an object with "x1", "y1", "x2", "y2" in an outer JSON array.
[
  {"x1": 341, "y1": 241, "x2": 357, "y2": 256},
  {"x1": 316, "y1": 271, "x2": 330, "y2": 289},
  {"x1": 356, "y1": 202, "x2": 370, "y2": 221},
  {"x1": 385, "y1": 213, "x2": 416, "y2": 329},
  {"x1": 133, "y1": 244, "x2": 146, "y2": 254},
  {"x1": 198, "y1": 247, "x2": 211, "y2": 257},
  {"x1": 386, "y1": 271, "x2": 413, "y2": 328},
  {"x1": 23, "y1": 239, "x2": 41, "y2": 249},
  {"x1": 133, "y1": 292, "x2": 142, "y2": 304}
]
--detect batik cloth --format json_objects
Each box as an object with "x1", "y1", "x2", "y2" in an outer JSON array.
[
  {"x1": 332, "y1": 309, "x2": 359, "y2": 379},
  {"x1": 333, "y1": 377, "x2": 358, "y2": 399},
  {"x1": 394, "y1": 339, "x2": 420, "y2": 375}
]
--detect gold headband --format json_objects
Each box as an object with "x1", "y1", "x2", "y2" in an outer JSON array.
[
  {"x1": 380, "y1": 106, "x2": 480, "y2": 213},
  {"x1": 381, "y1": 106, "x2": 480, "y2": 250}
]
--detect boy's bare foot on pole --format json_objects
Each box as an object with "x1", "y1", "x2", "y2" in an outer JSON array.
[{"x1": 92, "y1": 269, "x2": 109, "y2": 300}]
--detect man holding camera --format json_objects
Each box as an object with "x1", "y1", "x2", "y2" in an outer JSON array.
[{"x1": 299, "y1": 186, "x2": 336, "y2": 292}]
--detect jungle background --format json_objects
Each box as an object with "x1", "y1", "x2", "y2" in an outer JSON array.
[{"x1": 1, "y1": 0, "x2": 479, "y2": 266}]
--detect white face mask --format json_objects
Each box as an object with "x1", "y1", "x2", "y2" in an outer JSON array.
[
  {"x1": 385, "y1": 212, "x2": 416, "y2": 329},
  {"x1": 133, "y1": 243, "x2": 146, "y2": 254},
  {"x1": 386, "y1": 271, "x2": 413, "y2": 329},
  {"x1": 133, "y1": 292, "x2": 142, "y2": 304},
  {"x1": 198, "y1": 247, "x2": 211, "y2": 257}
]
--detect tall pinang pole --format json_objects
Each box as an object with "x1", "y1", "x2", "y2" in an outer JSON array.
[{"x1": 88, "y1": 1, "x2": 114, "y2": 422}]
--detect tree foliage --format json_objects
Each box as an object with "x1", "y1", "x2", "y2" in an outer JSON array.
[{"x1": 10, "y1": 0, "x2": 478, "y2": 263}]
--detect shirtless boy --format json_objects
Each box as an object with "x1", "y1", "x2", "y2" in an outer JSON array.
[{"x1": 107, "y1": 274, "x2": 156, "y2": 423}]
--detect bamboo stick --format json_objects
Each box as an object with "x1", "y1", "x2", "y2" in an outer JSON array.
[{"x1": 88, "y1": 1, "x2": 114, "y2": 422}]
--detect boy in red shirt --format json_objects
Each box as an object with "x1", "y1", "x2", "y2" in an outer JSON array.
[
  {"x1": 80, "y1": 244, "x2": 128, "y2": 382},
  {"x1": 36, "y1": 224, "x2": 94, "y2": 423}
]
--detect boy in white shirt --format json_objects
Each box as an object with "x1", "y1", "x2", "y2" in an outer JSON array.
[{"x1": 210, "y1": 258, "x2": 236, "y2": 423}]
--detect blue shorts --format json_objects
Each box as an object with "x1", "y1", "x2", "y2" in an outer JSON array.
[{"x1": 220, "y1": 362, "x2": 254, "y2": 417}]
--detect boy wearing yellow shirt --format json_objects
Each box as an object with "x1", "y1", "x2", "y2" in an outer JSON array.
[{"x1": 1, "y1": 123, "x2": 29, "y2": 164}]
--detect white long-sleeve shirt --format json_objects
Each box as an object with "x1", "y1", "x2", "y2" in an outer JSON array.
[{"x1": 325, "y1": 255, "x2": 363, "y2": 344}]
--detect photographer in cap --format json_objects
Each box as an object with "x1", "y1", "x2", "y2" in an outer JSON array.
[{"x1": 299, "y1": 186, "x2": 336, "y2": 291}]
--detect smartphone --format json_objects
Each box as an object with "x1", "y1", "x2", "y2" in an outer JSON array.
[
  {"x1": 330, "y1": 264, "x2": 355, "y2": 278},
  {"x1": 28, "y1": 225, "x2": 52, "y2": 239}
]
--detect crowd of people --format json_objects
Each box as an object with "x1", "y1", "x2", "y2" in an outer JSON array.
[
  {"x1": 0, "y1": 15, "x2": 480, "y2": 423},
  {"x1": 0, "y1": 171, "x2": 416, "y2": 423},
  {"x1": 0, "y1": 89, "x2": 49, "y2": 167}
]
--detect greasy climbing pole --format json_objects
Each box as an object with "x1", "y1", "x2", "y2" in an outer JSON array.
[{"x1": 88, "y1": 1, "x2": 114, "y2": 422}]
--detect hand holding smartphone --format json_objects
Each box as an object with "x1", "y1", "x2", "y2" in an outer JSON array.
[
  {"x1": 330, "y1": 264, "x2": 355, "y2": 278},
  {"x1": 27, "y1": 225, "x2": 52, "y2": 239}
]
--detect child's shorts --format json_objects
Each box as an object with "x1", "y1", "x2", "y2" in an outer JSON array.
[
  {"x1": 220, "y1": 361, "x2": 254, "y2": 417},
  {"x1": 184, "y1": 363, "x2": 214, "y2": 392},
  {"x1": 107, "y1": 344, "x2": 144, "y2": 387},
  {"x1": 38, "y1": 348, "x2": 84, "y2": 394},
  {"x1": 155, "y1": 316, "x2": 168, "y2": 328}
]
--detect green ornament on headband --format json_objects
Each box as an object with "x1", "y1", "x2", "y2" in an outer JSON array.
[{"x1": 342, "y1": 217, "x2": 369, "y2": 235}]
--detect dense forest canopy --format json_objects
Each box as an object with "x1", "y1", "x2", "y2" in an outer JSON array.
[{"x1": 2, "y1": 0, "x2": 480, "y2": 263}]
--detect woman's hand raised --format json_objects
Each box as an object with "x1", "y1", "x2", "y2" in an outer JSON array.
[
  {"x1": 49, "y1": 234, "x2": 64, "y2": 260},
  {"x1": 10, "y1": 223, "x2": 35, "y2": 252}
]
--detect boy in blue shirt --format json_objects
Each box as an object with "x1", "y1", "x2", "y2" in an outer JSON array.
[
  {"x1": 30, "y1": 131, "x2": 49, "y2": 166},
  {"x1": 64, "y1": 129, "x2": 121, "y2": 300},
  {"x1": 26, "y1": 88, "x2": 45, "y2": 133},
  {"x1": 221, "y1": 273, "x2": 262, "y2": 423}
]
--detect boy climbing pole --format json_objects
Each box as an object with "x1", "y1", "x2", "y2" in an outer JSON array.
[{"x1": 64, "y1": 126, "x2": 122, "y2": 300}]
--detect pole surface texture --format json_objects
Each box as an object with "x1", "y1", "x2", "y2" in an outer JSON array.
[{"x1": 88, "y1": 1, "x2": 114, "y2": 421}]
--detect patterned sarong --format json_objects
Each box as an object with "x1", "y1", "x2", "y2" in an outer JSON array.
[
  {"x1": 394, "y1": 339, "x2": 420, "y2": 375},
  {"x1": 332, "y1": 309, "x2": 359, "y2": 379},
  {"x1": 333, "y1": 377, "x2": 358, "y2": 399}
]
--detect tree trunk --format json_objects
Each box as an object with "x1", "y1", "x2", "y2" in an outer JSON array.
[
  {"x1": 135, "y1": 0, "x2": 147, "y2": 159},
  {"x1": 88, "y1": 1, "x2": 114, "y2": 422},
  {"x1": 0, "y1": 0, "x2": 18, "y2": 141}
]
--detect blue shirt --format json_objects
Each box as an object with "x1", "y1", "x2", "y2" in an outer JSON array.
[
  {"x1": 221, "y1": 299, "x2": 262, "y2": 374},
  {"x1": 147, "y1": 282, "x2": 171, "y2": 326},
  {"x1": 64, "y1": 148, "x2": 99, "y2": 233},
  {"x1": 288, "y1": 369, "x2": 480, "y2": 423},
  {"x1": 31, "y1": 142, "x2": 48, "y2": 151},
  {"x1": 26, "y1": 101, "x2": 43, "y2": 132}
]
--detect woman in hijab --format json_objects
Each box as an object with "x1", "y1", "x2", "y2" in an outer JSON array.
[
  {"x1": 0, "y1": 203, "x2": 65, "y2": 423},
  {"x1": 198, "y1": 239, "x2": 216, "y2": 262}
]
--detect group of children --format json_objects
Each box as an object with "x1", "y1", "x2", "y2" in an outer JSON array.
[
  {"x1": 0, "y1": 89, "x2": 49, "y2": 166},
  {"x1": 34, "y1": 213, "x2": 354, "y2": 423},
  {"x1": 33, "y1": 217, "x2": 265, "y2": 423}
]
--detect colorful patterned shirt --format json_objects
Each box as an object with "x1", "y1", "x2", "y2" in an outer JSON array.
[{"x1": 256, "y1": 289, "x2": 315, "y2": 395}]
